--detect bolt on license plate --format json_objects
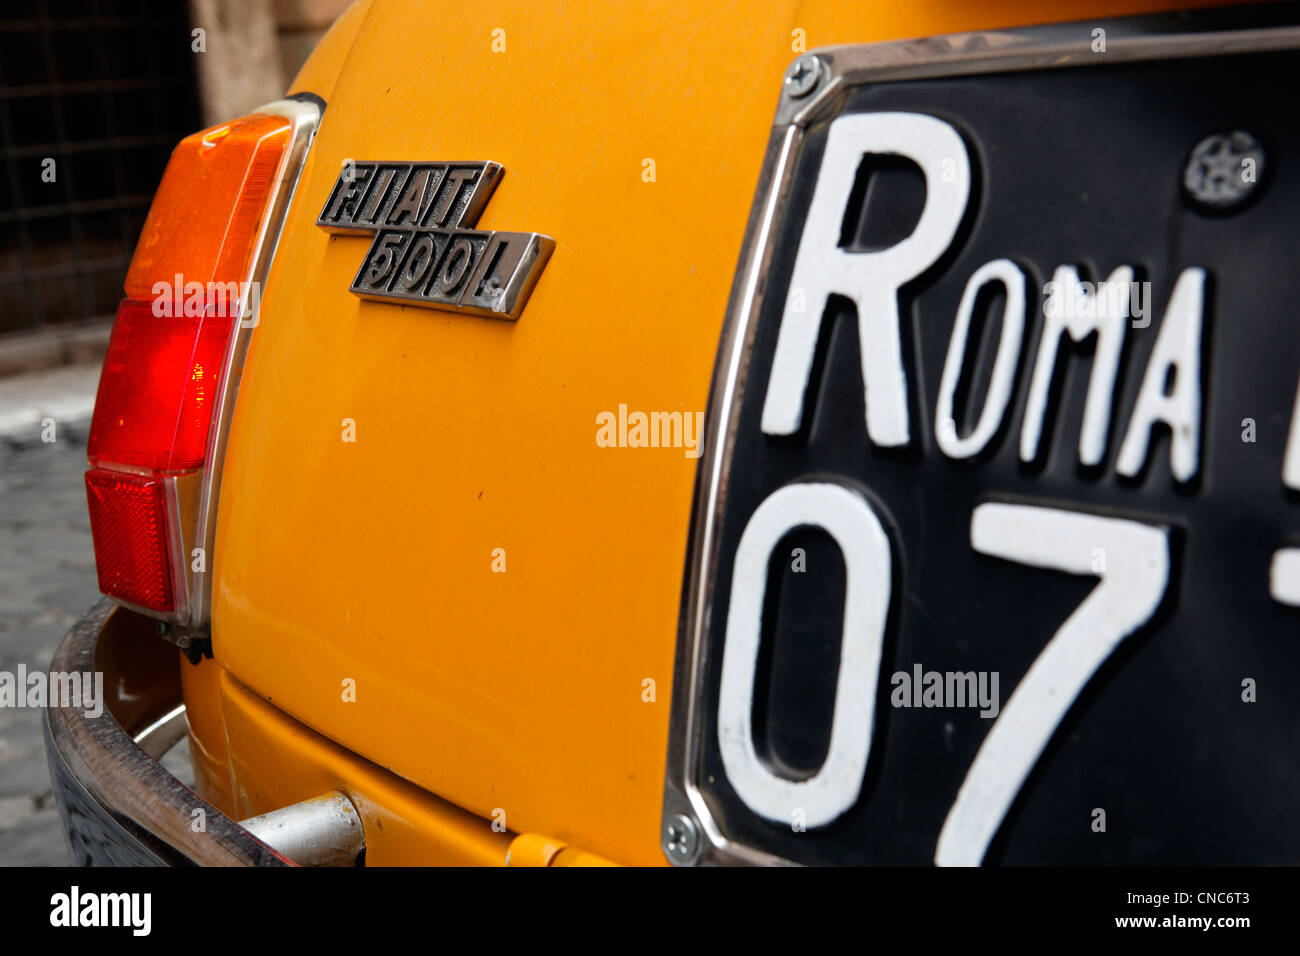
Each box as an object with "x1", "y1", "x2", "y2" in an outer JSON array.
[{"x1": 663, "y1": 10, "x2": 1300, "y2": 866}]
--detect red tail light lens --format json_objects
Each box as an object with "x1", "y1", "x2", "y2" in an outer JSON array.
[
  {"x1": 85, "y1": 109, "x2": 301, "y2": 618},
  {"x1": 88, "y1": 299, "x2": 237, "y2": 473},
  {"x1": 85, "y1": 469, "x2": 174, "y2": 612}
]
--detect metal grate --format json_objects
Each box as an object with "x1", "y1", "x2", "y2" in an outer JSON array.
[{"x1": 0, "y1": 0, "x2": 201, "y2": 334}]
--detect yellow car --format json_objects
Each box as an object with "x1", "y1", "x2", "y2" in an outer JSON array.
[{"x1": 44, "y1": 0, "x2": 1300, "y2": 867}]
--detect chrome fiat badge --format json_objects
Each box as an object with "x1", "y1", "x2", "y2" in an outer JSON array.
[{"x1": 316, "y1": 161, "x2": 553, "y2": 320}]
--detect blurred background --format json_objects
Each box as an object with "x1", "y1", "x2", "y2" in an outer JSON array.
[{"x1": 0, "y1": 0, "x2": 349, "y2": 865}]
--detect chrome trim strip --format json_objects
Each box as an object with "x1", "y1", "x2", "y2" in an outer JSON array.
[
  {"x1": 164, "y1": 471, "x2": 197, "y2": 624},
  {"x1": 183, "y1": 97, "x2": 323, "y2": 629},
  {"x1": 662, "y1": 9, "x2": 1300, "y2": 866},
  {"x1": 44, "y1": 599, "x2": 293, "y2": 866}
]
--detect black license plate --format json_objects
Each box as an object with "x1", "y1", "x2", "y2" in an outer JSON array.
[{"x1": 669, "y1": 16, "x2": 1300, "y2": 866}]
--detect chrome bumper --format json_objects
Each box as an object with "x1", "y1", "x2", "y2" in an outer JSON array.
[{"x1": 43, "y1": 599, "x2": 292, "y2": 866}]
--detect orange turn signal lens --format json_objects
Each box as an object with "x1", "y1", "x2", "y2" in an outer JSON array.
[{"x1": 124, "y1": 113, "x2": 292, "y2": 300}]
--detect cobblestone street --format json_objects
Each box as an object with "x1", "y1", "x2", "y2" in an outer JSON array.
[{"x1": 0, "y1": 417, "x2": 97, "y2": 865}]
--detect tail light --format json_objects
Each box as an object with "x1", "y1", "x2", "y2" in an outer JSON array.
[{"x1": 85, "y1": 99, "x2": 320, "y2": 625}]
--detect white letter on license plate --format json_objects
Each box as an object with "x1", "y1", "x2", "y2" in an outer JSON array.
[
  {"x1": 936, "y1": 258, "x2": 1027, "y2": 458},
  {"x1": 1115, "y1": 267, "x2": 1207, "y2": 483},
  {"x1": 762, "y1": 112, "x2": 970, "y2": 447},
  {"x1": 1020, "y1": 265, "x2": 1133, "y2": 467}
]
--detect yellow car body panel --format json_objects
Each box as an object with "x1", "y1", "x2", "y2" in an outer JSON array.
[{"x1": 202, "y1": 0, "x2": 1239, "y2": 865}]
